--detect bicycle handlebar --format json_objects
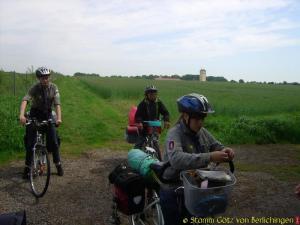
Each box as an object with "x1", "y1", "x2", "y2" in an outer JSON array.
[
  {"x1": 25, "y1": 118, "x2": 54, "y2": 127},
  {"x1": 150, "y1": 160, "x2": 235, "y2": 186}
]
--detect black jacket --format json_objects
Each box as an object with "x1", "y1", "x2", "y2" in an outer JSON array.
[{"x1": 135, "y1": 98, "x2": 170, "y2": 123}]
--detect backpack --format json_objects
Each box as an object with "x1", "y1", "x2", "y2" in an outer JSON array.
[
  {"x1": 0, "y1": 210, "x2": 26, "y2": 225},
  {"x1": 109, "y1": 163, "x2": 145, "y2": 215},
  {"x1": 125, "y1": 106, "x2": 139, "y2": 144}
]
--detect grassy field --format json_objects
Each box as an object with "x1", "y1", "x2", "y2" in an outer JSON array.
[{"x1": 1, "y1": 71, "x2": 300, "y2": 164}]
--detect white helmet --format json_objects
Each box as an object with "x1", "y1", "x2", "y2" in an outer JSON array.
[{"x1": 36, "y1": 67, "x2": 51, "y2": 77}]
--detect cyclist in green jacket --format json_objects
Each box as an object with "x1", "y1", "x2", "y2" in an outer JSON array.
[{"x1": 19, "y1": 67, "x2": 63, "y2": 178}]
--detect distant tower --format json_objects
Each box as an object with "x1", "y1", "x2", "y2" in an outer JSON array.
[{"x1": 199, "y1": 68, "x2": 206, "y2": 81}]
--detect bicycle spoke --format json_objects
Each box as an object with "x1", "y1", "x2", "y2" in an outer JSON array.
[
  {"x1": 30, "y1": 148, "x2": 50, "y2": 198},
  {"x1": 130, "y1": 190, "x2": 164, "y2": 225}
]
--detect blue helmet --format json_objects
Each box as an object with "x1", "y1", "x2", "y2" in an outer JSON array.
[{"x1": 177, "y1": 93, "x2": 214, "y2": 115}]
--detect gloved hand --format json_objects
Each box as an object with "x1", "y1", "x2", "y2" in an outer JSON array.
[{"x1": 164, "y1": 121, "x2": 170, "y2": 129}]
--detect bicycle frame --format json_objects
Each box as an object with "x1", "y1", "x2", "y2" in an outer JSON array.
[
  {"x1": 129, "y1": 186, "x2": 164, "y2": 225},
  {"x1": 32, "y1": 130, "x2": 46, "y2": 169},
  {"x1": 143, "y1": 121, "x2": 162, "y2": 160}
]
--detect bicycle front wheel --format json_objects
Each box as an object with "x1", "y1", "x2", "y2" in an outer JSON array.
[
  {"x1": 152, "y1": 141, "x2": 162, "y2": 161},
  {"x1": 129, "y1": 190, "x2": 164, "y2": 225},
  {"x1": 30, "y1": 146, "x2": 50, "y2": 198}
]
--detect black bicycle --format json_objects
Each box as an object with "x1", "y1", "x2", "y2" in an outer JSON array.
[
  {"x1": 25, "y1": 118, "x2": 51, "y2": 198},
  {"x1": 142, "y1": 121, "x2": 162, "y2": 161}
]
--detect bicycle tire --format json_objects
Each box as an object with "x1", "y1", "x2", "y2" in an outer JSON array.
[
  {"x1": 129, "y1": 190, "x2": 164, "y2": 225},
  {"x1": 30, "y1": 146, "x2": 50, "y2": 198}
]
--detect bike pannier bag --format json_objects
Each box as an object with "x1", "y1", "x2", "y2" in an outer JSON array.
[
  {"x1": 109, "y1": 163, "x2": 145, "y2": 215},
  {"x1": 125, "y1": 106, "x2": 139, "y2": 143},
  {"x1": 125, "y1": 125, "x2": 139, "y2": 144},
  {"x1": 0, "y1": 210, "x2": 27, "y2": 225},
  {"x1": 128, "y1": 106, "x2": 137, "y2": 126}
]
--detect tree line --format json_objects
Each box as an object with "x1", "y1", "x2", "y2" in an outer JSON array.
[{"x1": 73, "y1": 72, "x2": 299, "y2": 85}]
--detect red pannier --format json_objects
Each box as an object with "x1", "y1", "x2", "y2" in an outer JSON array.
[
  {"x1": 109, "y1": 163, "x2": 145, "y2": 215},
  {"x1": 125, "y1": 106, "x2": 139, "y2": 143}
]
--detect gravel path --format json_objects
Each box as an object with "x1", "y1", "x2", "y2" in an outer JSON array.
[{"x1": 0, "y1": 146, "x2": 299, "y2": 225}]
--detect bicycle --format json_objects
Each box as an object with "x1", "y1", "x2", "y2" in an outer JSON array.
[
  {"x1": 151, "y1": 161, "x2": 236, "y2": 225},
  {"x1": 142, "y1": 121, "x2": 162, "y2": 161},
  {"x1": 128, "y1": 147, "x2": 167, "y2": 225},
  {"x1": 110, "y1": 149, "x2": 167, "y2": 225},
  {"x1": 25, "y1": 118, "x2": 51, "y2": 198}
]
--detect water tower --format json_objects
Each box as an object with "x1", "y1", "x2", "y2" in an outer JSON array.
[{"x1": 199, "y1": 69, "x2": 206, "y2": 81}]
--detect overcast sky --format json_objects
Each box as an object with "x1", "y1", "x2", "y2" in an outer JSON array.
[{"x1": 1, "y1": 0, "x2": 300, "y2": 82}]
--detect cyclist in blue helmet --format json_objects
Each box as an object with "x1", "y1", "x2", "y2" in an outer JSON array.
[
  {"x1": 19, "y1": 67, "x2": 64, "y2": 178},
  {"x1": 160, "y1": 93, "x2": 234, "y2": 225}
]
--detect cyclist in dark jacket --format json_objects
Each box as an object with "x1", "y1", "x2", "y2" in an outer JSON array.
[
  {"x1": 19, "y1": 67, "x2": 64, "y2": 178},
  {"x1": 134, "y1": 85, "x2": 170, "y2": 150},
  {"x1": 160, "y1": 93, "x2": 234, "y2": 225}
]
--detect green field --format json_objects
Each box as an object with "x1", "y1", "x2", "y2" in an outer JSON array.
[{"x1": 1, "y1": 71, "x2": 300, "y2": 164}]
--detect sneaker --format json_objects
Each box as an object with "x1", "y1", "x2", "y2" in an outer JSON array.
[
  {"x1": 22, "y1": 167, "x2": 30, "y2": 179},
  {"x1": 56, "y1": 164, "x2": 64, "y2": 176}
]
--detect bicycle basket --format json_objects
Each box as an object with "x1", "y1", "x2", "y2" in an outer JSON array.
[
  {"x1": 144, "y1": 121, "x2": 162, "y2": 134},
  {"x1": 144, "y1": 120, "x2": 161, "y2": 127},
  {"x1": 180, "y1": 169, "x2": 236, "y2": 217}
]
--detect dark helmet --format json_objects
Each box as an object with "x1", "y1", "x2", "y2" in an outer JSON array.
[
  {"x1": 145, "y1": 85, "x2": 158, "y2": 94},
  {"x1": 36, "y1": 67, "x2": 51, "y2": 78},
  {"x1": 177, "y1": 93, "x2": 214, "y2": 115}
]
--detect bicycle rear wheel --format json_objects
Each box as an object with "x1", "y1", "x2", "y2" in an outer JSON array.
[
  {"x1": 129, "y1": 190, "x2": 164, "y2": 225},
  {"x1": 30, "y1": 146, "x2": 50, "y2": 198}
]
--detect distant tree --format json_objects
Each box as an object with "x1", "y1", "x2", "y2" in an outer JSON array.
[
  {"x1": 230, "y1": 80, "x2": 237, "y2": 83},
  {"x1": 207, "y1": 76, "x2": 227, "y2": 82},
  {"x1": 171, "y1": 74, "x2": 180, "y2": 79},
  {"x1": 74, "y1": 72, "x2": 99, "y2": 77},
  {"x1": 181, "y1": 74, "x2": 198, "y2": 80},
  {"x1": 239, "y1": 79, "x2": 245, "y2": 83}
]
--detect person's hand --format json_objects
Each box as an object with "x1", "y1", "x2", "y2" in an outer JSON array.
[
  {"x1": 19, "y1": 115, "x2": 26, "y2": 125},
  {"x1": 210, "y1": 151, "x2": 230, "y2": 163},
  {"x1": 164, "y1": 121, "x2": 170, "y2": 129},
  {"x1": 221, "y1": 147, "x2": 235, "y2": 161},
  {"x1": 56, "y1": 119, "x2": 62, "y2": 127},
  {"x1": 295, "y1": 184, "x2": 300, "y2": 197}
]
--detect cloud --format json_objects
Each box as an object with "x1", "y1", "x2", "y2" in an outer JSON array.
[{"x1": 0, "y1": 0, "x2": 300, "y2": 78}]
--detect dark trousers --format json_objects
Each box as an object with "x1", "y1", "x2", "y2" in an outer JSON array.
[
  {"x1": 24, "y1": 123, "x2": 61, "y2": 167},
  {"x1": 160, "y1": 188, "x2": 191, "y2": 225}
]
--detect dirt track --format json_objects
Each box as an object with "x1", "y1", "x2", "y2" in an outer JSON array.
[{"x1": 0, "y1": 145, "x2": 299, "y2": 225}]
